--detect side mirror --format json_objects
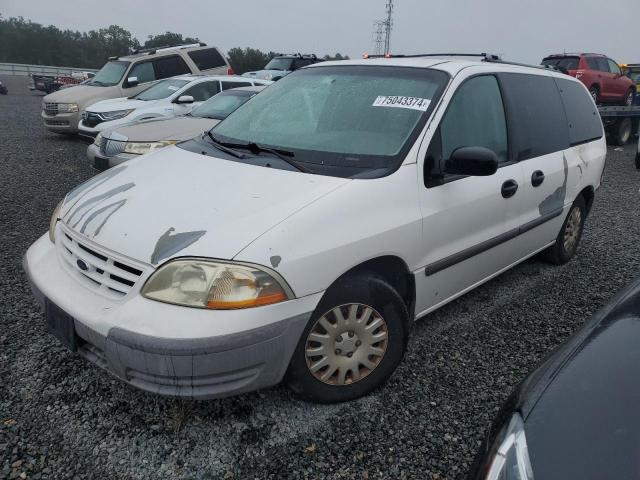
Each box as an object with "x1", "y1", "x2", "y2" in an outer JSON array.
[
  {"x1": 125, "y1": 76, "x2": 139, "y2": 88},
  {"x1": 175, "y1": 95, "x2": 194, "y2": 104},
  {"x1": 444, "y1": 147, "x2": 499, "y2": 176}
]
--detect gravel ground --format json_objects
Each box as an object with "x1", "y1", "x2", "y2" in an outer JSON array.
[{"x1": 1, "y1": 74, "x2": 639, "y2": 480}]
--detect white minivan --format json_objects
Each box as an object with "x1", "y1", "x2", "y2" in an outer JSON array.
[{"x1": 24, "y1": 56, "x2": 606, "y2": 403}]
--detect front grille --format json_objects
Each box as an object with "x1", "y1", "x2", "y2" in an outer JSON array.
[
  {"x1": 57, "y1": 226, "x2": 145, "y2": 299},
  {"x1": 83, "y1": 112, "x2": 104, "y2": 128},
  {"x1": 45, "y1": 120, "x2": 69, "y2": 126},
  {"x1": 101, "y1": 138, "x2": 126, "y2": 157},
  {"x1": 44, "y1": 102, "x2": 58, "y2": 116}
]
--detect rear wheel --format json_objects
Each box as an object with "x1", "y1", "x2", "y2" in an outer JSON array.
[
  {"x1": 623, "y1": 88, "x2": 635, "y2": 107},
  {"x1": 286, "y1": 274, "x2": 408, "y2": 403},
  {"x1": 543, "y1": 196, "x2": 587, "y2": 265},
  {"x1": 610, "y1": 117, "x2": 633, "y2": 146}
]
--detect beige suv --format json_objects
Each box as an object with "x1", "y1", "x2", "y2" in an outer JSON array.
[{"x1": 41, "y1": 43, "x2": 232, "y2": 134}]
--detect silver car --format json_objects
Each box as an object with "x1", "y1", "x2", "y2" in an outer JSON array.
[{"x1": 87, "y1": 86, "x2": 265, "y2": 170}]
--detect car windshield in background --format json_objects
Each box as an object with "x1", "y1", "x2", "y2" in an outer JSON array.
[
  {"x1": 191, "y1": 91, "x2": 255, "y2": 120},
  {"x1": 542, "y1": 57, "x2": 579, "y2": 71},
  {"x1": 264, "y1": 58, "x2": 294, "y2": 71},
  {"x1": 87, "y1": 61, "x2": 130, "y2": 86},
  {"x1": 210, "y1": 65, "x2": 448, "y2": 177},
  {"x1": 134, "y1": 79, "x2": 190, "y2": 101},
  {"x1": 628, "y1": 71, "x2": 640, "y2": 82}
]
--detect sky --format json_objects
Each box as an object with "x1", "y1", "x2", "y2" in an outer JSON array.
[{"x1": 2, "y1": 0, "x2": 639, "y2": 65}]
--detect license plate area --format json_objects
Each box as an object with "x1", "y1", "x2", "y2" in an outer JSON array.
[{"x1": 45, "y1": 299, "x2": 78, "y2": 352}]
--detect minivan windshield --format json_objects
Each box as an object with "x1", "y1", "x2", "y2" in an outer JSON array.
[
  {"x1": 210, "y1": 65, "x2": 448, "y2": 177},
  {"x1": 192, "y1": 90, "x2": 256, "y2": 120},
  {"x1": 87, "y1": 61, "x2": 130, "y2": 87},
  {"x1": 133, "y1": 79, "x2": 190, "y2": 101},
  {"x1": 264, "y1": 58, "x2": 294, "y2": 71}
]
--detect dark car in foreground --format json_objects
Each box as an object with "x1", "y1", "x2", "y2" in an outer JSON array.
[{"x1": 471, "y1": 277, "x2": 640, "y2": 480}]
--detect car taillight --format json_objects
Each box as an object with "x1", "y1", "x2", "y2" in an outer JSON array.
[{"x1": 227, "y1": 67, "x2": 235, "y2": 75}]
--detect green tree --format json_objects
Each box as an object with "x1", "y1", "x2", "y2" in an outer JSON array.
[{"x1": 144, "y1": 32, "x2": 199, "y2": 49}]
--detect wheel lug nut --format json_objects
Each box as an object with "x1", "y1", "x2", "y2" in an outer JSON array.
[
  {"x1": 335, "y1": 349, "x2": 341, "y2": 355},
  {"x1": 355, "y1": 340, "x2": 361, "y2": 347},
  {"x1": 337, "y1": 335, "x2": 343, "y2": 342},
  {"x1": 347, "y1": 352, "x2": 353, "y2": 358},
  {"x1": 348, "y1": 331, "x2": 354, "y2": 338}
]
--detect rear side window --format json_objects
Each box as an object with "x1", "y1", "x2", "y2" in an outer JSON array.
[
  {"x1": 439, "y1": 75, "x2": 508, "y2": 164},
  {"x1": 187, "y1": 48, "x2": 227, "y2": 70},
  {"x1": 554, "y1": 78, "x2": 603, "y2": 145},
  {"x1": 153, "y1": 56, "x2": 191, "y2": 79},
  {"x1": 183, "y1": 81, "x2": 221, "y2": 101},
  {"x1": 221, "y1": 81, "x2": 252, "y2": 91},
  {"x1": 499, "y1": 73, "x2": 569, "y2": 161},
  {"x1": 129, "y1": 61, "x2": 155, "y2": 84},
  {"x1": 586, "y1": 57, "x2": 600, "y2": 70},
  {"x1": 595, "y1": 58, "x2": 610, "y2": 72}
]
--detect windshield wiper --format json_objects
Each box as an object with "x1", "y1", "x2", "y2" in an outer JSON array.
[
  {"x1": 218, "y1": 140, "x2": 310, "y2": 173},
  {"x1": 206, "y1": 131, "x2": 247, "y2": 159}
]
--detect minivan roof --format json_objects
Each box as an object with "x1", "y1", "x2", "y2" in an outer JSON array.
[{"x1": 311, "y1": 56, "x2": 572, "y2": 79}]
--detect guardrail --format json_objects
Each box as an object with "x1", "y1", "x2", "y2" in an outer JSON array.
[{"x1": 0, "y1": 62, "x2": 98, "y2": 77}]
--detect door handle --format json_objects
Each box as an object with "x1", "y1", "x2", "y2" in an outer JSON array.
[
  {"x1": 501, "y1": 179, "x2": 519, "y2": 198},
  {"x1": 531, "y1": 170, "x2": 545, "y2": 187}
]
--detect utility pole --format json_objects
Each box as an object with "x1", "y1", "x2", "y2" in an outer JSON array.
[
  {"x1": 370, "y1": 0, "x2": 395, "y2": 56},
  {"x1": 373, "y1": 21, "x2": 385, "y2": 56},
  {"x1": 383, "y1": 0, "x2": 394, "y2": 55}
]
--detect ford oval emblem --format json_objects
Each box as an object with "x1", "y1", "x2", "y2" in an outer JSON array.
[{"x1": 76, "y1": 259, "x2": 89, "y2": 271}]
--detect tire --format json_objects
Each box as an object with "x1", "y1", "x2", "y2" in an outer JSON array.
[
  {"x1": 589, "y1": 86, "x2": 599, "y2": 104},
  {"x1": 286, "y1": 274, "x2": 409, "y2": 403},
  {"x1": 543, "y1": 195, "x2": 587, "y2": 265},
  {"x1": 622, "y1": 88, "x2": 635, "y2": 107},
  {"x1": 611, "y1": 117, "x2": 633, "y2": 146}
]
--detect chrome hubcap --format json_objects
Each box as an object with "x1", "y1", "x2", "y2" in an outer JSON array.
[
  {"x1": 563, "y1": 207, "x2": 582, "y2": 253},
  {"x1": 305, "y1": 303, "x2": 388, "y2": 386}
]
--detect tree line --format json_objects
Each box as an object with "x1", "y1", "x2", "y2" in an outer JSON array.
[{"x1": 0, "y1": 15, "x2": 349, "y2": 74}]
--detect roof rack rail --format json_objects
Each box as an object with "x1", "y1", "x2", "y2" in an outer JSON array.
[
  {"x1": 363, "y1": 52, "x2": 562, "y2": 72},
  {"x1": 129, "y1": 42, "x2": 207, "y2": 56},
  {"x1": 276, "y1": 53, "x2": 318, "y2": 59}
]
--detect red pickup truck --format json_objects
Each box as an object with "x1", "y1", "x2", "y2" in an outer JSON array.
[{"x1": 542, "y1": 53, "x2": 635, "y2": 106}]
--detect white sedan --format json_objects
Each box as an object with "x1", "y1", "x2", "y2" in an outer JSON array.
[{"x1": 78, "y1": 75, "x2": 270, "y2": 139}]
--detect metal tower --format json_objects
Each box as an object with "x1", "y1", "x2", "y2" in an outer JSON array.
[
  {"x1": 373, "y1": 21, "x2": 386, "y2": 56},
  {"x1": 383, "y1": 0, "x2": 394, "y2": 55}
]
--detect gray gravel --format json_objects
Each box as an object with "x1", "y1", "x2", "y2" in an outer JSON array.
[{"x1": 1, "y1": 74, "x2": 639, "y2": 480}]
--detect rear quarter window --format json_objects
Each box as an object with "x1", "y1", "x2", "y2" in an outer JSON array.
[
  {"x1": 499, "y1": 73, "x2": 569, "y2": 161},
  {"x1": 188, "y1": 48, "x2": 227, "y2": 71},
  {"x1": 553, "y1": 78, "x2": 604, "y2": 146}
]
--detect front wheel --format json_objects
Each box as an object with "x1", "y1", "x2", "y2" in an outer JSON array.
[
  {"x1": 543, "y1": 196, "x2": 587, "y2": 265},
  {"x1": 286, "y1": 275, "x2": 408, "y2": 403}
]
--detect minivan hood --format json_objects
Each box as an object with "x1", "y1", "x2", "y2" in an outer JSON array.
[
  {"x1": 104, "y1": 116, "x2": 217, "y2": 143},
  {"x1": 43, "y1": 84, "x2": 118, "y2": 107},
  {"x1": 87, "y1": 97, "x2": 149, "y2": 113},
  {"x1": 60, "y1": 146, "x2": 349, "y2": 266}
]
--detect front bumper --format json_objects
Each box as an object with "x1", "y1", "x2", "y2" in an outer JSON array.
[
  {"x1": 41, "y1": 110, "x2": 80, "y2": 133},
  {"x1": 24, "y1": 233, "x2": 321, "y2": 399},
  {"x1": 86, "y1": 143, "x2": 137, "y2": 171}
]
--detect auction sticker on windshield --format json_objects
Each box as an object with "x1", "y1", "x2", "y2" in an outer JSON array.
[{"x1": 372, "y1": 96, "x2": 431, "y2": 111}]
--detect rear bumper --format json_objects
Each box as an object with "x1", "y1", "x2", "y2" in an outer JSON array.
[
  {"x1": 86, "y1": 143, "x2": 136, "y2": 170},
  {"x1": 23, "y1": 234, "x2": 320, "y2": 399},
  {"x1": 41, "y1": 110, "x2": 80, "y2": 133}
]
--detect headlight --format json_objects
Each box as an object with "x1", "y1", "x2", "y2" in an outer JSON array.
[
  {"x1": 101, "y1": 109, "x2": 134, "y2": 120},
  {"x1": 57, "y1": 103, "x2": 79, "y2": 113},
  {"x1": 141, "y1": 259, "x2": 292, "y2": 309},
  {"x1": 484, "y1": 414, "x2": 534, "y2": 480},
  {"x1": 123, "y1": 141, "x2": 177, "y2": 155},
  {"x1": 49, "y1": 200, "x2": 64, "y2": 243},
  {"x1": 94, "y1": 132, "x2": 103, "y2": 148}
]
